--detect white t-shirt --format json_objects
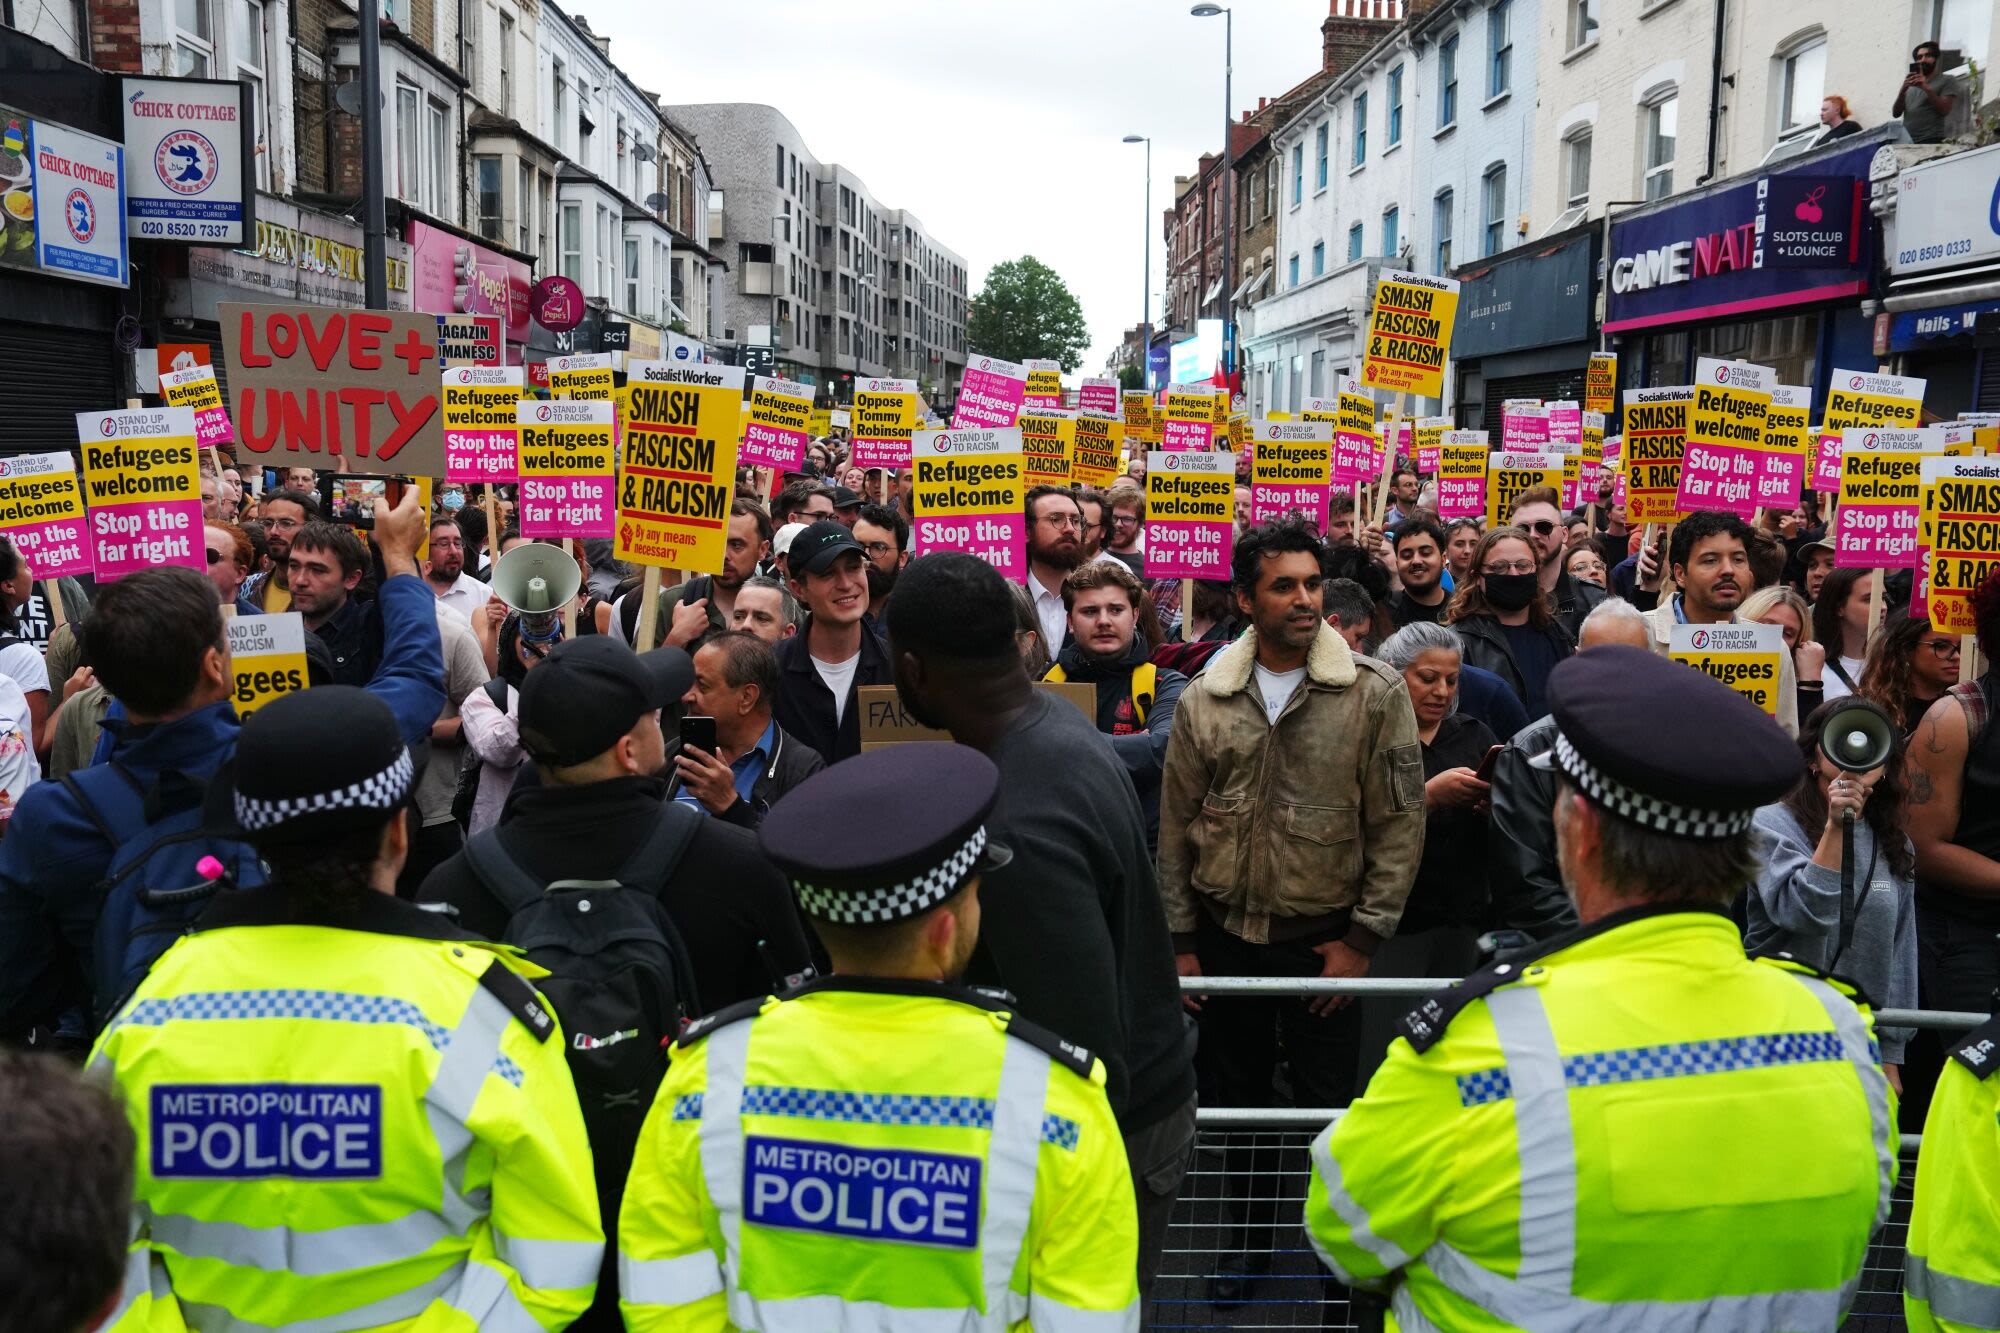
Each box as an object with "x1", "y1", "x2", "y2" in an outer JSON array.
[
  {"x1": 1824, "y1": 655, "x2": 1865, "y2": 702},
  {"x1": 1253, "y1": 663, "x2": 1308, "y2": 726},
  {"x1": 814, "y1": 651, "x2": 862, "y2": 726},
  {"x1": 0, "y1": 640, "x2": 50, "y2": 697},
  {"x1": 0, "y1": 673, "x2": 39, "y2": 823},
  {"x1": 431, "y1": 571, "x2": 493, "y2": 624}
]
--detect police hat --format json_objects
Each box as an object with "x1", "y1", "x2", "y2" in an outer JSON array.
[
  {"x1": 212, "y1": 685, "x2": 414, "y2": 847},
  {"x1": 1530, "y1": 644, "x2": 1798, "y2": 838},
  {"x1": 759, "y1": 744, "x2": 1012, "y2": 926}
]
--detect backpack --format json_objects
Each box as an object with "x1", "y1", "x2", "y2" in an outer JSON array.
[
  {"x1": 61, "y1": 763, "x2": 268, "y2": 1030},
  {"x1": 450, "y1": 678, "x2": 512, "y2": 830},
  {"x1": 462, "y1": 801, "x2": 704, "y2": 1198},
  {"x1": 1045, "y1": 660, "x2": 1158, "y2": 725}
]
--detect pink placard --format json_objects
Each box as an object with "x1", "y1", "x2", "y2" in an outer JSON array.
[
  {"x1": 1753, "y1": 450, "x2": 1805, "y2": 509},
  {"x1": 1249, "y1": 483, "x2": 1331, "y2": 532},
  {"x1": 1502, "y1": 405, "x2": 1550, "y2": 450},
  {"x1": 1835, "y1": 503, "x2": 1921, "y2": 569},
  {"x1": 446, "y1": 428, "x2": 518, "y2": 483},
  {"x1": 953, "y1": 357, "x2": 1028, "y2": 429},
  {"x1": 742, "y1": 377, "x2": 814, "y2": 472},
  {"x1": 1811, "y1": 432, "x2": 1844, "y2": 493},
  {"x1": 850, "y1": 438, "x2": 910, "y2": 470},
  {"x1": 1436, "y1": 475, "x2": 1487, "y2": 521},
  {"x1": 1334, "y1": 429, "x2": 1376, "y2": 486},
  {"x1": 94, "y1": 500, "x2": 203, "y2": 580},
  {"x1": 519, "y1": 476, "x2": 613, "y2": 540},
  {"x1": 741, "y1": 421, "x2": 805, "y2": 472},
  {"x1": 1144, "y1": 520, "x2": 1230, "y2": 578},
  {"x1": 912, "y1": 513, "x2": 1027, "y2": 581},
  {"x1": 1675, "y1": 442, "x2": 1760, "y2": 515},
  {"x1": 10, "y1": 514, "x2": 89, "y2": 579},
  {"x1": 1162, "y1": 417, "x2": 1213, "y2": 451},
  {"x1": 1078, "y1": 378, "x2": 1120, "y2": 415}
]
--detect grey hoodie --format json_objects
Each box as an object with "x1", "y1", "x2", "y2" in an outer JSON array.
[{"x1": 1748, "y1": 804, "x2": 1917, "y2": 1062}]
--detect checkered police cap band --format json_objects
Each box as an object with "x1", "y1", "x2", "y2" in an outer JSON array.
[
  {"x1": 233, "y1": 747, "x2": 415, "y2": 832},
  {"x1": 794, "y1": 826, "x2": 988, "y2": 926},
  {"x1": 1552, "y1": 732, "x2": 1753, "y2": 839}
]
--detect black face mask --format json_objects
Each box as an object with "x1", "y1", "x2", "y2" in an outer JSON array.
[{"x1": 1483, "y1": 572, "x2": 1540, "y2": 612}]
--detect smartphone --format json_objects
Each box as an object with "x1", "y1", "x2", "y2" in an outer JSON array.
[
  {"x1": 1909, "y1": 62, "x2": 1922, "y2": 73},
  {"x1": 1473, "y1": 743, "x2": 1505, "y2": 783},
  {"x1": 679, "y1": 715, "x2": 718, "y2": 756}
]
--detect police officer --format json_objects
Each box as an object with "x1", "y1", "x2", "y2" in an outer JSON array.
[
  {"x1": 1907, "y1": 1016, "x2": 2000, "y2": 1329},
  {"x1": 89, "y1": 686, "x2": 603, "y2": 1331},
  {"x1": 618, "y1": 743, "x2": 1140, "y2": 1331},
  {"x1": 1306, "y1": 646, "x2": 1897, "y2": 1330}
]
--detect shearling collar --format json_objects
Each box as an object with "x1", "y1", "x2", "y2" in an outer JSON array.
[{"x1": 1198, "y1": 623, "x2": 1357, "y2": 698}]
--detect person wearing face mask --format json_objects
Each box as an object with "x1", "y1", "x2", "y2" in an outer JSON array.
[
  {"x1": 1445, "y1": 527, "x2": 1576, "y2": 717},
  {"x1": 1641, "y1": 510, "x2": 1800, "y2": 735}
]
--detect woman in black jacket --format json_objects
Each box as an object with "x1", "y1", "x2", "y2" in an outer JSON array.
[{"x1": 1444, "y1": 525, "x2": 1575, "y2": 716}]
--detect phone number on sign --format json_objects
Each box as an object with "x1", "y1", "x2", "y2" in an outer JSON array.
[
  {"x1": 1896, "y1": 238, "x2": 1974, "y2": 266},
  {"x1": 139, "y1": 221, "x2": 237, "y2": 239}
]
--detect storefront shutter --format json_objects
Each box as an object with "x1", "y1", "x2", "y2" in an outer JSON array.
[
  {"x1": 1478, "y1": 367, "x2": 1590, "y2": 436},
  {"x1": 1979, "y1": 349, "x2": 2000, "y2": 413},
  {"x1": 0, "y1": 321, "x2": 122, "y2": 457}
]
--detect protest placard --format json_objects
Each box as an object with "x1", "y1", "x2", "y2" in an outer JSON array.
[
  {"x1": 1758, "y1": 385, "x2": 1812, "y2": 508},
  {"x1": 1024, "y1": 360, "x2": 1064, "y2": 407},
  {"x1": 1073, "y1": 411, "x2": 1124, "y2": 490},
  {"x1": 547, "y1": 353, "x2": 616, "y2": 401},
  {"x1": 953, "y1": 355, "x2": 1028, "y2": 429},
  {"x1": 0, "y1": 450, "x2": 90, "y2": 579},
  {"x1": 159, "y1": 364, "x2": 235, "y2": 450},
  {"x1": 1163, "y1": 385, "x2": 1218, "y2": 451},
  {"x1": 1834, "y1": 427, "x2": 1937, "y2": 569},
  {"x1": 221, "y1": 302, "x2": 444, "y2": 476},
  {"x1": 742, "y1": 376, "x2": 815, "y2": 472},
  {"x1": 1811, "y1": 430, "x2": 1844, "y2": 494},
  {"x1": 1249, "y1": 419, "x2": 1333, "y2": 530},
  {"x1": 1360, "y1": 270, "x2": 1457, "y2": 399},
  {"x1": 440, "y1": 365, "x2": 522, "y2": 484},
  {"x1": 1228, "y1": 413, "x2": 1250, "y2": 453},
  {"x1": 1501, "y1": 401, "x2": 1551, "y2": 451},
  {"x1": 518, "y1": 400, "x2": 615, "y2": 541},
  {"x1": 1924, "y1": 456, "x2": 2000, "y2": 635},
  {"x1": 1413, "y1": 417, "x2": 1450, "y2": 475},
  {"x1": 1436, "y1": 432, "x2": 1489, "y2": 521},
  {"x1": 1548, "y1": 401, "x2": 1582, "y2": 450},
  {"x1": 1121, "y1": 390, "x2": 1159, "y2": 445},
  {"x1": 1487, "y1": 450, "x2": 1564, "y2": 527},
  {"x1": 1823, "y1": 369, "x2": 1925, "y2": 431},
  {"x1": 850, "y1": 378, "x2": 920, "y2": 471},
  {"x1": 228, "y1": 613, "x2": 309, "y2": 720},
  {"x1": 857, "y1": 680, "x2": 1092, "y2": 749},
  {"x1": 1145, "y1": 450, "x2": 1233, "y2": 578},
  {"x1": 1585, "y1": 353, "x2": 1618, "y2": 415},
  {"x1": 1571, "y1": 412, "x2": 1606, "y2": 509},
  {"x1": 1669, "y1": 623, "x2": 1786, "y2": 716},
  {"x1": 1079, "y1": 378, "x2": 1120, "y2": 415},
  {"x1": 1018, "y1": 407, "x2": 1076, "y2": 488},
  {"x1": 75, "y1": 406, "x2": 204, "y2": 579},
  {"x1": 909, "y1": 427, "x2": 1025, "y2": 579},
  {"x1": 436, "y1": 315, "x2": 503, "y2": 367},
  {"x1": 1623, "y1": 385, "x2": 1693, "y2": 524},
  {"x1": 616, "y1": 363, "x2": 745, "y2": 573},
  {"x1": 1675, "y1": 358, "x2": 1773, "y2": 516},
  {"x1": 1334, "y1": 383, "x2": 1377, "y2": 486}
]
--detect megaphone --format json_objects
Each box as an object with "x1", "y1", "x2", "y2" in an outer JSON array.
[
  {"x1": 1818, "y1": 699, "x2": 1896, "y2": 776},
  {"x1": 491, "y1": 541, "x2": 581, "y2": 649}
]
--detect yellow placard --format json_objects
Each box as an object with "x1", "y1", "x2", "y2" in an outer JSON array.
[
  {"x1": 1163, "y1": 385, "x2": 1218, "y2": 450},
  {"x1": 1360, "y1": 270, "x2": 1459, "y2": 399},
  {"x1": 1822, "y1": 369, "x2": 1924, "y2": 432},
  {"x1": 616, "y1": 365, "x2": 746, "y2": 572},
  {"x1": 1121, "y1": 390, "x2": 1159, "y2": 443},
  {"x1": 547, "y1": 353, "x2": 617, "y2": 401},
  {"x1": 1018, "y1": 408, "x2": 1077, "y2": 487},
  {"x1": 1487, "y1": 450, "x2": 1564, "y2": 527},
  {"x1": 1585, "y1": 353, "x2": 1618, "y2": 416},
  {"x1": 1669, "y1": 623, "x2": 1785, "y2": 716},
  {"x1": 1073, "y1": 412, "x2": 1124, "y2": 490},
  {"x1": 1024, "y1": 360, "x2": 1064, "y2": 405},
  {"x1": 1623, "y1": 385, "x2": 1693, "y2": 524},
  {"x1": 228, "y1": 613, "x2": 310, "y2": 719},
  {"x1": 806, "y1": 408, "x2": 833, "y2": 438},
  {"x1": 1927, "y1": 458, "x2": 2000, "y2": 634},
  {"x1": 1252, "y1": 420, "x2": 1333, "y2": 487}
]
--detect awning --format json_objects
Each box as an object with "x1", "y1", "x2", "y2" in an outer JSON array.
[
  {"x1": 1202, "y1": 275, "x2": 1224, "y2": 305},
  {"x1": 1231, "y1": 267, "x2": 1273, "y2": 303}
]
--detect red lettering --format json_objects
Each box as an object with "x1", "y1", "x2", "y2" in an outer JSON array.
[
  {"x1": 1693, "y1": 232, "x2": 1723, "y2": 280},
  {"x1": 297, "y1": 313, "x2": 346, "y2": 373},
  {"x1": 337, "y1": 386, "x2": 385, "y2": 457},
  {"x1": 235, "y1": 389, "x2": 277, "y2": 453},
  {"x1": 267, "y1": 312, "x2": 299, "y2": 360},
  {"x1": 348, "y1": 314, "x2": 388, "y2": 370},
  {"x1": 380, "y1": 391, "x2": 437, "y2": 462},
  {"x1": 234, "y1": 311, "x2": 271, "y2": 368},
  {"x1": 281, "y1": 389, "x2": 323, "y2": 455},
  {"x1": 390, "y1": 327, "x2": 434, "y2": 376}
]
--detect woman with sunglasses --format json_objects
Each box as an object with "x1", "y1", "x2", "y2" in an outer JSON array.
[{"x1": 1859, "y1": 608, "x2": 1962, "y2": 737}]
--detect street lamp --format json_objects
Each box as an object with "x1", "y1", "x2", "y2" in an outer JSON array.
[
  {"x1": 1121, "y1": 134, "x2": 1151, "y2": 389},
  {"x1": 1191, "y1": 3, "x2": 1234, "y2": 384}
]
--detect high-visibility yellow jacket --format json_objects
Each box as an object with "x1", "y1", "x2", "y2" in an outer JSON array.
[
  {"x1": 617, "y1": 975, "x2": 1139, "y2": 1332},
  {"x1": 1907, "y1": 1014, "x2": 2000, "y2": 1331},
  {"x1": 88, "y1": 888, "x2": 603, "y2": 1332},
  {"x1": 1306, "y1": 906, "x2": 1897, "y2": 1332}
]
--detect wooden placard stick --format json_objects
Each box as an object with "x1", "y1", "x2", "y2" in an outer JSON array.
[
  {"x1": 633, "y1": 565, "x2": 664, "y2": 650},
  {"x1": 1370, "y1": 393, "x2": 1409, "y2": 528},
  {"x1": 561, "y1": 537, "x2": 578, "y2": 639}
]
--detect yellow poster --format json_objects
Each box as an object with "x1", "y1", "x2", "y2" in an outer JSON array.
[
  {"x1": 228, "y1": 613, "x2": 310, "y2": 719},
  {"x1": 1360, "y1": 269, "x2": 1459, "y2": 399},
  {"x1": 1925, "y1": 457, "x2": 2000, "y2": 635},
  {"x1": 1585, "y1": 353, "x2": 1618, "y2": 416},
  {"x1": 1669, "y1": 623, "x2": 1785, "y2": 716},
  {"x1": 1823, "y1": 369, "x2": 1924, "y2": 431},
  {"x1": 74, "y1": 406, "x2": 205, "y2": 579},
  {"x1": 1024, "y1": 360, "x2": 1064, "y2": 406},
  {"x1": 547, "y1": 353, "x2": 617, "y2": 401},
  {"x1": 1486, "y1": 450, "x2": 1564, "y2": 528},
  {"x1": 1018, "y1": 407, "x2": 1077, "y2": 487},
  {"x1": 1163, "y1": 384, "x2": 1218, "y2": 451},
  {"x1": 616, "y1": 363, "x2": 747, "y2": 573},
  {"x1": 1623, "y1": 385, "x2": 1694, "y2": 524},
  {"x1": 1073, "y1": 411, "x2": 1124, "y2": 490}
]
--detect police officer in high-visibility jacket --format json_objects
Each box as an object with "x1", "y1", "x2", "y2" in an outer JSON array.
[
  {"x1": 1907, "y1": 1014, "x2": 2000, "y2": 1329},
  {"x1": 89, "y1": 686, "x2": 604, "y2": 1331},
  {"x1": 618, "y1": 742, "x2": 1139, "y2": 1331},
  {"x1": 1307, "y1": 647, "x2": 1898, "y2": 1332}
]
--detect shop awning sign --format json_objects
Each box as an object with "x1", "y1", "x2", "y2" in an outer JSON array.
[{"x1": 120, "y1": 77, "x2": 254, "y2": 247}]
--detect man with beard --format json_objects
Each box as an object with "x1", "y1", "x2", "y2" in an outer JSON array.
[
  {"x1": 1024, "y1": 485, "x2": 1086, "y2": 655},
  {"x1": 1511, "y1": 485, "x2": 1605, "y2": 639},
  {"x1": 423, "y1": 516, "x2": 490, "y2": 622},
  {"x1": 1043, "y1": 561, "x2": 1188, "y2": 847},
  {"x1": 1157, "y1": 514, "x2": 1424, "y2": 1304},
  {"x1": 884, "y1": 555, "x2": 1197, "y2": 1307},
  {"x1": 774, "y1": 521, "x2": 894, "y2": 764},
  {"x1": 622, "y1": 499, "x2": 772, "y2": 651},
  {"x1": 853, "y1": 502, "x2": 908, "y2": 619},
  {"x1": 1104, "y1": 484, "x2": 1147, "y2": 577},
  {"x1": 240, "y1": 488, "x2": 319, "y2": 613},
  {"x1": 1386, "y1": 517, "x2": 1450, "y2": 627},
  {"x1": 1640, "y1": 509, "x2": 1799, "y2": 735}
]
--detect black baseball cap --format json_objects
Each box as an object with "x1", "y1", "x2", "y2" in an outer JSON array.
[
  {"x1": 829, "y1": 485, "x2": 864, "y2": 511},
  {"x1": 789, "y1": 520, "x2": 865, "y2": 577},
  {"x1": 517, "y1": 636, "x2": 694, "y2": 767}
]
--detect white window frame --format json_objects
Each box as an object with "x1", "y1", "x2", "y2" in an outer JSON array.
[
  {"x1": 426, "y1": 98, "x2": 450, "y2": 218},
  {"x1": 560, "y1": 201, "x2": 582, "y2": 282},
  {"x1": 1382, "y1": 205, "x2": 1400, "y2": 260},
  {"x1": 1346, "y1": 223, "x2": 1363, "y2": 263},
  {"x1": 1482, "y1": 164, "x2": 1507, "y2": 256},
  {"x1": 475, "y1": 154, "x2": 502, "y2": 240},
  {"x1": 172, "y1": 0, "x2": 214, "y2": 76},
  {"x1": 517, "y1": 160, "x2": 532, "y2": 253},
  {"x1": 1438, "y1": 33, "x2": 1459, "y2": 127},
  {"x1": 229, "y1": 0, "x2": 271, "y2": 188},
  {"x1": 1433, "y1": 189, "x2": 1453, "y2": 274},
  {"x1": 1388, "y1": 64, "x2": 1404, "y2": 145},
  {"x1": 1352, "y1": 93, "x2": 1368, "y2": 167},
  {"x1": 497, "y1": 10, "x2": 514, "y2": 117},
  {"x1": 624, "y1": 234, "x2": 640, "y2": 314},
  {"x1": 1643, "y1": 91, "x2": 1678, "y2": 201},
  {"x1": 1565, "y1": 129, "x2": 1592, "y2": 208},
  {"x1": 395, "y1": 82, "x2": 421, "y2": 203},
  {"x1": 1568, "y1": 0, "x2": 1600, "y2": 52},
  {"x1": 1488, "y1": 0, "x2": 1513, "y2": 98},
  {"x1": 1777, "y1": 37, "x2": 1828, "y2": 140}
]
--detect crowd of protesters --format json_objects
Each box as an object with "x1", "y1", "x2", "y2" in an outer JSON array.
[{"x1": 1, "y1": 421, "x2": 1997, "y2": 1332}]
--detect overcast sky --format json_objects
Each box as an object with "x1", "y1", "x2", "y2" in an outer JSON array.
[{"x1": 588, "y1": 0, "x2": 1337, "y2": 377}]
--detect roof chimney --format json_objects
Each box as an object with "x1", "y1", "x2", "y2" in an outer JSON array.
[{"x1": 1323, "y1": 0, "x2": 1401, "y2": 76}]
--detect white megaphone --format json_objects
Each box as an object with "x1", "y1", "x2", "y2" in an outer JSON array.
[{"x1": 490, "y1": 541, "x2": 581, "y2": 648}]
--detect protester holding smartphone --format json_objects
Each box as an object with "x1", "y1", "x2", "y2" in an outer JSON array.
[{"x1": 666, "y1": 631, "x2": 825, "y2": 827}]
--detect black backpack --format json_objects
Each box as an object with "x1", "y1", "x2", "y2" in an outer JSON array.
[
  {"x1": 450, "y1": 678, "x2": 512, "y2": 830},
  {"x1": 461, "y1": 801, "x2": 704, "y2": 1199}
]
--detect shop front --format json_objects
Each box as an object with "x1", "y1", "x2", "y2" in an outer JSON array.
[
  {"x1": 1876, "y1": 141, "x2": 2000, "y2": 417},
  {"x1": 1451, "y1": 225, "x2": 1597, "y2": 434},
  {"x1": 405, "y1": 215, "x2": 533, "y2": 363},
  {"x1": 1604, "y1": 131, "x2": 1891, "y2": 407}
]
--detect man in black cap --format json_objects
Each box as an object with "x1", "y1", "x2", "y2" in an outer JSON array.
[
  {"x1": 886, "y1": 552, "x2": 1197, "y2": 1304},
  {"x1": 417, "y1": 634, "x2": 811, "y2": 1014},
  {"x1": 773, "y1": 519, "x2": 894, "y2": 765},
  {"x1": 828, "y1": 484, "x2": 864, "y2": 529},
  {"x1": 1305, "y1": 646, "x2": 1898, "y2": 1324},
  {"x1": 618, "y1": 744, "x2": 1141, "y2": 1329}
]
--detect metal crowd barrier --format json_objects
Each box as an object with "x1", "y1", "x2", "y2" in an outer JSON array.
[{"x1": 1148, "y1": 977, "x2": 1967, "y2": 1331}]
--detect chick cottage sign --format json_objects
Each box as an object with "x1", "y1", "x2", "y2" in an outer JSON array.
[{"x1": 119, "y1": 77, "x2": 255, "y2": 247}]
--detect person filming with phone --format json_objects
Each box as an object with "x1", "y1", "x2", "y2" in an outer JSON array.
[
  {"x1": 667, "y1": 631, "x2": 824, "y2": 827},
  {"x1": 1892, "y1": 40, "x2": 1962, "y2": 143}
]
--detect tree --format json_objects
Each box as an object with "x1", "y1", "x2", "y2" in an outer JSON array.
[
  {"x1": 1117, "y1": 365, "x2": 1145, "y2": 392},
  {"x1": 966, "y1": 255, "x2": 1091, "y2": 372}
]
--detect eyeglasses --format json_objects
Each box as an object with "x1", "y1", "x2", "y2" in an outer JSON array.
[
  {"x1": 1482, "y1": 561, "x2": 1537, "y2": 576},
  {"x1": 1520, "y1": 520, "x2": 1559, "y2": 537},
  {"x1": 1037, "y1": 514, "x2": 1083, "y2": 531},
  {"x1": 858, "y1": 541, "x2": 896, "y2": 557},
  {"x1": 1920, "y1": 638, "x2": 1962, "y2": 658},
  {"x1": 1111, "y1": 514, "x2": 1141, "y2": 527}
]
